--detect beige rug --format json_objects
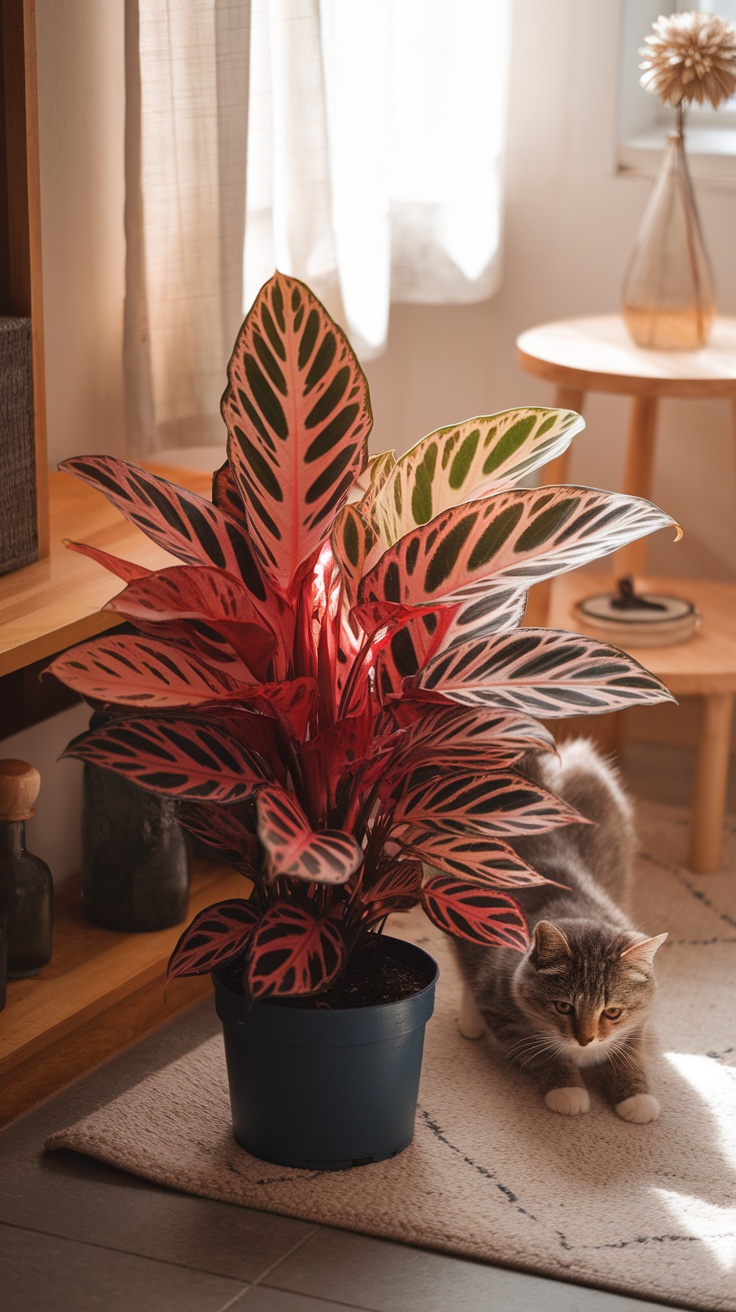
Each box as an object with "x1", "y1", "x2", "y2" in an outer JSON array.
[{"x1": 47, "y1": 800, "x2": 736, "y2": 1311}]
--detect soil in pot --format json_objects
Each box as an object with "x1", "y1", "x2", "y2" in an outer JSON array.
[{"x1": 220, "y1": 931, "x2": 433, "y2": 1009}]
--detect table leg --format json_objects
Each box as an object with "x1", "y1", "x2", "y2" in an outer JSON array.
[
  {"x1": 526, "y1": 388, "x2": 586, "y2": 625},
  {"x1": 545, "y1": 387, "x2": 585, "y2": 485},
  {"x1": 688, "y1": 691, "x2": 733, "y2": 874},
  {"x1": 615, "y1": 395, "x2": 659, "y2": 581}
]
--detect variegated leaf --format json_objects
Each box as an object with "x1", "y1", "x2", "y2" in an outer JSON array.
[
  {"x1": 370, "y1": 589, "x2": 528, "y2": 703},
  {"x1": 212, "y1": 460, "x2": 248, "y2": 527},
  {"x1": 354, "y1": 449, "x2": 396, "y2": 518},
  {"x1": 48, "y1": 635, "x2": 244, "y2": 708},
  {"x1": 63, "y1": 717, "x2": 272, "y2": 802},
  {"x1": 245, "y1": 900, "x2": 347, "y2": 998},
  {"x1": 405, "y1": 828, "x2": 552, "y2": 888},
  {"x1": 178, "y1": 801, "x2": 260, "y2": 875},
  {"x1": 370, "y1": 408, "x2": 584, "y2": 550},
  {"x1": 360, "y1": 486, "x2": 678, "y2": 611},
  {"x1": 412, "y1": 627, "x2": 675, "y2": 716},
  {"x1": 393, "y1": 769, "x2": 583, "y2": 838},
  {"x1": 392, "y1": 705, "x2": 555, "y2": 767},
  {"x1": 364, "y1": 858, "x2": 423, "y2": 918},
  {"x1": 104, "y1": 565, "x2": 279, "y2": 681},
  {"x1": 256, "y1": 785, "x2": 363, "y2": 885},
  {"x1": 331, "y1": 503, "x2": 374, "y2": 607},
  {"x1": 222, "y1": 272, "x2": 372, "y2": 595},
  {"x1": 65, "y1": 539, "x2": 152, "y2": 583},
  {"x1": 167, "y1": 899, "x2": 258, "y2": 982},
  {"x1": 60, "y1": 456, "x2": 271, "y2": 607},
  {"x1": 421, "y1": 876, "x2": 529, "y2": 951},
  {"x1": 129, "y1": 617, "x2": 263, "y2": 685}
]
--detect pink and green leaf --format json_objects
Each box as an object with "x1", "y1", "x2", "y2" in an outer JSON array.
[
  {"x1": 222, "y1": 272, "x2": 372, "y2": 595},
  {"x1": 60, "y1": 456, "x2": 272, "y2": 608},
  {"x1": 391, "y1": 704, "x2": 555, "y2": 767},
  {"x1": 212, "y1": 460, "x2": 248, "y2": 527},
  {"x1": 360, "y1": 486, "x2": 678, "y2": 612},
  {"x1": 104, "y1": 565, "x2": 279, "y2": 681},
  {"x1": 371, "y1": 589, "x2": 529, "y2": 702},
  {"x1": 63, "y1": 717, "x2": 272, "y2": 802},
  {"x1": 256, "y1": 785, "x2": 363, "y2": 885},
  {"x1": 370, "y1": 408, "x2": 585, "y2": 549},
  {"x1": 405, "y1": 828, "x2": 552, "y2": 888},
  {"x1": 166, "y1": 898, "x2": 259, "y2": 982},
  {"x1": 364, "y1": 858, "x2": 423, "y2": 919},
  {"x1": 47, "y1": 635, "x2": 246, "y2": 708},
  {"x1": 411, "y1": 627, "x2": 675, "y2": 716},
  {"x1": 392, "y1": 768, "x2": 584, "y2": 838},
  {"x1": 421, "y1": 876, "x2": 529, "y2": 951},
  {"x1": 64, "y1": 539, "x2": 152, "y2": 584},
  {"x1": 330, "y1": 503, "x2": 374, "y2": 608},
  {"x1": 177, "y1": 801, "x2": 260, "y2": 875},
  {"x1": 245, "y1": 900, "x2": 347, "y2": 998}
]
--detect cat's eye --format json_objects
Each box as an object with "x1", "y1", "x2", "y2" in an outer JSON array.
[
  {"x1": 603, "y1": 1006, "x2": 623, "y2": 1020},
  {"x1": 553, "y1": 1000, "x2": 573, "y2": 1014}
]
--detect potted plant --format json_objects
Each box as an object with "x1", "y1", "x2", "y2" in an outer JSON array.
[{"x1": 49, "y1": 272, "x2": 675, "y2": 1169}]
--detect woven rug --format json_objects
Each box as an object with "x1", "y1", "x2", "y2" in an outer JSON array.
[{"x1": 47, "y1": 800, "x2": 736, "y2": 1311}]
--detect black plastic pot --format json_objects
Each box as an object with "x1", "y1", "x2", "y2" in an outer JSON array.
[{"x1": 213, "y1": 935, "x2": 438, "y2": 1171}]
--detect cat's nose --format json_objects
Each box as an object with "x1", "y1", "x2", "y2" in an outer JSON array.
[{"x1": 578, "y1": 1035, "x2": 594, "y2": 1046}]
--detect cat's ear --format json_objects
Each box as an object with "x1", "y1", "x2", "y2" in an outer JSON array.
[
  {"x1": 530, "y1": 920, "x2": 572, "y2": 969},
  {"x1": 620, "y1": 932, "x2": 668, "y2": 967}
]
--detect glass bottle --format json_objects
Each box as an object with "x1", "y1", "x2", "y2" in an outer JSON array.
[
  {"x1": 82, "y1": 713, "x2": 190, "y2": 932},
  {"x1": 621, "y1": 125, "x2": 715, "y2": 351},
  {"x1": 0, "y1": 760, "x2": 53, "y2": 980}
]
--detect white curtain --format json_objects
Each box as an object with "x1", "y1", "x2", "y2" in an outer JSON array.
[
  {"x1": 245, "y1": 0, "x2": 512, "y2": 359},
  {"x1": 126, "y1": 0, "x2": 511, "y2": 454},
  {"x1": 125, "y1": 0, "x2": 251, "y2": 455}
]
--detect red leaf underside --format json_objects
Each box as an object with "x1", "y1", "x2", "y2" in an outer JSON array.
[
  {"x1": 246, "y1": 901, "x2": 347, "y2": 998},
  {"x1": 63, "y1": 718, "x2": 272, "y2": 802},
  {"x1": 404, "y1": 828, "x2": 551, "y2": 888},
  {"x1": 421, "y1": 876, "x2": 529, "y2": 951},
  {"x1": 167, "y1": 898, "x2": 259, "y2": 982},
  {"x1": 47, "y1": 635, "x2": 245, "y2": 708},
  {"x1": 256, "y1": 785, "x2": 362, "y2": 884}
]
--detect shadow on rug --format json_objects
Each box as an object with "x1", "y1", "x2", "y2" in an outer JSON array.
[{"x1": 47, "y1": 801, "x2": 736, "y2": 1312}]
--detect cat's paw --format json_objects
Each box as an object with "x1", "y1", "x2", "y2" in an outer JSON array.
[
  {"x1": 545, "y1": 1086, "x2": 591, "y2": 1116},
  {"x1": 615, "y1": 1093, "x2": 660, "y2": 1124},
  {"x1": 457, "y1": 986, "x2": 487, "y2": 1040}
]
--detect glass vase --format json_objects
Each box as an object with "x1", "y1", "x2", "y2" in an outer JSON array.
[{"x1": 621, "y1": 129, "x2": 715, "y2": 351}]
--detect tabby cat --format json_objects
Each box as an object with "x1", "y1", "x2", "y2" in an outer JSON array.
[{"x1": 451, "y1": 739, "x2": 667, "y2": 1122}]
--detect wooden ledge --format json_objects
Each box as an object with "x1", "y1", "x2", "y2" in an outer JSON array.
[{"x1": 0, "y1": 858, "x2": 245, "y2": 1129}]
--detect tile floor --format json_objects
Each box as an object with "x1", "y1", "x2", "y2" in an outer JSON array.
[{"x1": 1, "y1": 740, "x2": 732, "y2": 1312}]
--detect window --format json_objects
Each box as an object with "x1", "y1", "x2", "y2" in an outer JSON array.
[{"x1": 618, "y1": 0, "x2": 736, "y2": 182}]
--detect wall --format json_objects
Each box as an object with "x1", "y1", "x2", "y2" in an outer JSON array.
[
  {"x1": 35, "y1": 0, "x2": 127, "y2": 466},
  {"x1": 5, "y1": 0, "x2": 735, "y2": 883},
  {"x1": 364, "y1": 0, "x2": 736, "y2": 583}
]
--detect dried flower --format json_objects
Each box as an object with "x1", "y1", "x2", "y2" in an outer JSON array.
[{"x1": 639, "y1": 10, "x2": 736, "y2": 109}]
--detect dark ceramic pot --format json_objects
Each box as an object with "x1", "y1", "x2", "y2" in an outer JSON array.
[{"x1": 213, "y1": 935, "x2": 439, "y2": 1171}]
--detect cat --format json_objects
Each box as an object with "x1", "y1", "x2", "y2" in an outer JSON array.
[{"x1": 451, "y1": 738, "x2": 667, "y2": 1123}]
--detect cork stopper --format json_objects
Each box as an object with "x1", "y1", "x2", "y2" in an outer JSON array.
[{"x1": 0, "y1": 759, "x2": 40, "y2": 821}]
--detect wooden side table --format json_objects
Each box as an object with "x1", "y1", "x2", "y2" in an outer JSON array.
[{"x1": 516, "y1": 314, "x2": 736, "y2": 875}]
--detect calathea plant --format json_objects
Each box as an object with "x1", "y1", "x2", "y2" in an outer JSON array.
[{"x1": 49, "y1": 272, "x2": 676, "y2": 1002}]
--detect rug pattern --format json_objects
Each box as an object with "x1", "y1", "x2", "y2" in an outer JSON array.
[{"x1": 47, "y1": 802, "x2": 736, "y2": 1311}]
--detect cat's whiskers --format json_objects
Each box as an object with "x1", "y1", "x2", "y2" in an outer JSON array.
[{"x1": 509, "y1": 1033, "x2": 568, "y2": 1071}]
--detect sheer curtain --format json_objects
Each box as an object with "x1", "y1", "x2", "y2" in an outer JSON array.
[{"x1": 125, "y1": 0, "x2": 511, "y2": 455}]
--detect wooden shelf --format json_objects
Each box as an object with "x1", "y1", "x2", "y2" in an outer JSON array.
[
  {"x1": 0, "y1": 462, "x2": 212, "y2": 676},
  {"x1": 0, "y1": 856, "x2": 246, "y2": 1129}
]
